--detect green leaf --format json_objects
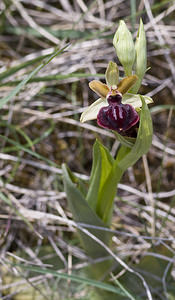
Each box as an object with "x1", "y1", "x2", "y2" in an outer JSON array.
[
  {"x1": 96, "y1": 164, "x2": 123, "y2": 226},
  {"x1": 86, "y1": 140, "x2": 102, "y2": 210},
  {"x1": 62, "y1": 164, "x2": 111, "y2": 256},
  {"x1": 62, "y1": 164, "x2": 113, "y2": 280},
  {"x1": 117, "y1": 96, "x2": 152, "y2": 171},
  {"x1": 116, "y1": 244, "x2": 174, "y2": 298},
  {"x1": 86, "y1": 140, "x2": 114, "y2": 210},
  {"x1": 114, "y1": 132, "x2": 136, "y2": 148}
]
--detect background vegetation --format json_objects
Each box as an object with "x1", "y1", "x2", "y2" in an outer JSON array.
[{"x1": 0, "y1": 0, "x2": 175, "y2": 299}]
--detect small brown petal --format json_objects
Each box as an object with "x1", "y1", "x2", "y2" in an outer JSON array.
[
  {"x1": 89, "y1": 80, "x2": 109, "y2": 98},
  {"x1": 117, "y1": 75, "x2": 138, "y2": 94}
]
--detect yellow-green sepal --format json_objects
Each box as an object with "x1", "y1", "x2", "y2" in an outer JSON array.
[{"x1": 105, "y1": 61, "x2": 119, "y2": 89}]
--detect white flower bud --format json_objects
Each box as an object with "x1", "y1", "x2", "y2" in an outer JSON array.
[{"x1": 113, "y1": 20, "x2": 135, "y2": 76}]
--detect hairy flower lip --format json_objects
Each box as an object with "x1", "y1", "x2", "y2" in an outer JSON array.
[{"x1": 97, "y1": 102, "x2": 139, "y2": 134}]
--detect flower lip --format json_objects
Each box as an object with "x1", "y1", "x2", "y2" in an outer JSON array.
[{"x1": 97, "y1": 102, "x2": 139, "y2": 134}]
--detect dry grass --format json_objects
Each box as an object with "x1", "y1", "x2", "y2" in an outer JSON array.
[{"x1": 0, "y1": 0, "x2": 175, "y2": 299}]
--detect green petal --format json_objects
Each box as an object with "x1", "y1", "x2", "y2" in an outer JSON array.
[
  {"x1": 80, "y1": 98, "x2": 108, "y2": 123},
  {"x1": 122, "y1": 93, "x2": 153, "y2": 108}
]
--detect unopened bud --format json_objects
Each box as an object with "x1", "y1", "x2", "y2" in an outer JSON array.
[
  {"x1": 131, "y1": 19, "x2": 147, "y2": 93},
  {"x1": 113, "y1": 20, "x2": 135, "y2": 76}
]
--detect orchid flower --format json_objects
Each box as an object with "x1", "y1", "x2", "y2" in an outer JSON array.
[
  {"x1": 80, "y1": 61, "x2": 153, "y2": 136},
  {"x1": 63, "y1": 20, "x2": 154, "y2": 300}
]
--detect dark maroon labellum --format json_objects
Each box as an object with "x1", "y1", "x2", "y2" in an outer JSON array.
[{"x1": 97, "y1": 95, "x2": 139, "y2": 136}]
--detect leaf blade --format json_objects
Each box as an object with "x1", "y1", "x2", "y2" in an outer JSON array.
[{"x1": 62, "y1": 164, "x2": 112, "y2": 260}]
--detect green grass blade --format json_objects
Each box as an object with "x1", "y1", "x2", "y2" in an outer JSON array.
[
  {"x1": 150, "y1": 104, "x2": 175, "y2": 113},
  {"x1": 111, "y1": 273, "x2": 136, "y2": 300},
  {"x1": 130, "y1": 0, "x2": 136, "y2": 32},
  {"x1": 0, "y1": 120, "x2": 55, "y2": 153},
  {"x1": 0, "y1": 44, "x2": 69, "y2": 109},
  {"x1": 0, "y1": 53, "x2": 51, "y2": 82},
  {"x1": 11, "y1": 263, "x2": 125, "y2": 296},
  {"x1": 0, "y1": 191, "x2": 41, "y2": 238},
  {"x1": 0, "y1": 134, "x2": 59, "y2": 168},
  {"x1": 0, "y1": 72, "x2": 104, "y2": 86}
]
